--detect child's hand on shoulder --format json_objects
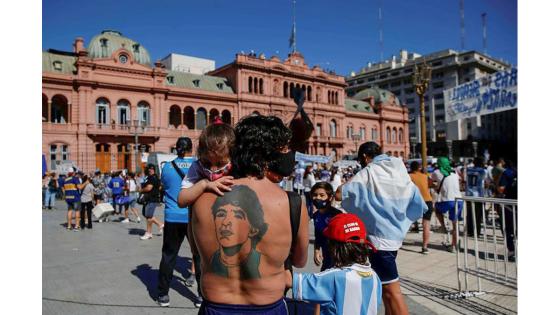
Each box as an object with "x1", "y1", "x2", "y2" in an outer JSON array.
[{"x1": 205, "y1": 176, "x2": 234, "y2": 196}]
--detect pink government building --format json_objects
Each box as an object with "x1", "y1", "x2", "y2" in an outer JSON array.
[{"x1": 42, "y1": 30, "x2": 410, "y2": 173}]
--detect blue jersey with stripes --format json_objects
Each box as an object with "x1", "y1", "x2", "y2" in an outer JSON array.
[
  {"x1": 63, "y1": 176, "x2": 81, "y2": 201},
  {"x1": 161, "y1": 157, "x2": 194, "y2": 223},
  {"x1": 293, "y1": 263, "x2": 382, "y2": 315}
]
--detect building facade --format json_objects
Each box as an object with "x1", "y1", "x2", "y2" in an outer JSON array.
[
  {"x1": 346, "y1": 49, "x2": 513, "y2": 149},
  {"x1": 42, "y1": 30, "x2": 409, "y2": 173}
]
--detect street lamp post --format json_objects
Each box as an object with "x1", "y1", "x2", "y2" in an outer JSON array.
[
  {"x1": 413, "y1": 62, "x2": 432, "y2": 173},
  {"x1": 127, "y1": 119, "x2": 145, "y2": 174}
]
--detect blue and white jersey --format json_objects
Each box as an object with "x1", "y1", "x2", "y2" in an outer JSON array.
[
  {"x1": 342, "y1": 155, "x2": 428, "y2": 251},
  {"x1": 161, "y1": 157, "x2": 194, "y2": 223},
  {"x1": 293, "y1": 263, "x2": 382, "y2": 315},
  {"x1": 465, "y1": 167, "x2": 486, "y2": 197}
]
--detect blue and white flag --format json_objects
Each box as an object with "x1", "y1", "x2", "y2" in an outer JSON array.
[
  {"x1": 341, "y1": 155, "x2": 427, "y2": 251},
  {"x1": 289, "y1": 22, "x2": 296, "y2": 51}
]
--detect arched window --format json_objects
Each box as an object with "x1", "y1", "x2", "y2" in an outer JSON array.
[
  {"x1": 184, "y1": 106, "x2": 195, "y2": 129},
  {"x1": 328, "y1": 91, "x2": 331, "y2": 104},
  {"x1": 330, "y1": 119, "x2": 337, "y2": 138},
  {"x1": 283, "y1": 82, "x2": 288, "y2": 97},
  {"x1": 359, "y1": 127, "x2": 366, "y2": 140},
  {"x1": 398, "y1": 128, "x2": 403, "y2": 143},
  {"x1": 347, "y1": 125, "x2": 354, "y2": 139},
  {"x1": 335, "y1": 92, "x2": 339, "y2": 105},
  {"x1": 170, "y1": 106, "x2": 181, "y2": 127},
  {"x1": 209, "y1": 108, "x2": 220, "y2": 123},
  {"x1": 316, "y1": 87, "x2": 322, "y2": 102},
  {"x1": 196, "y1": 107, "x2": 207, "y2": 130},
  {"x1": 289, "y1": 82, "x2": 294, "y2": 98},
  {"x1": 42, "y1": 94, "x2": 48, "y2": 121},
  {"x1": 253, "y1": 77, "x2": 258, "y2": 94},
  {"x1": 307, "y1": 86, "x2": 312, "y2": 101},
  {"x1": 248, "y1": 77, "x2": 253, "y2": 93},
  {"x1": 301, "y1": 85, "x2": 306, "y2": 100},
  {"x1": 51, "y1": 95, "x2": 69, "y2": 123},
  {"x1": 371, "y1": 127, "x2": 378, "y2": 140},
  {"x1": 96, "y1": 98, "x2": 110, "y2": 124},
  {"x1": 386, "y1": 127, "x2": 391, "y2": 143},
  {"x1": 400, "y1": 151, "x2": 405, "y2": 158},
  {"x1": 169, "y1": 105, "x2": 181, "y2": 128},
  {"x1": 117, "y1": 99, "x2": 130, "y2": 125},
  {"x1": 392, "y1": 128, "x2": 397, "y2": 144},
  {"x1": 259, "y1": 78, "x2": 264, "y2": 94},
  {"x1": 137, "y1": 101, "x2": 150, "y2": 126},
  {"x1": 222, "y1": 110, "x2": 232, "y2": 125}
]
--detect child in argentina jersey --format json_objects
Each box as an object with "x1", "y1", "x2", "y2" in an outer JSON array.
[{"x1": 291, "y1": 214, "x2": 382, "y2": 315}]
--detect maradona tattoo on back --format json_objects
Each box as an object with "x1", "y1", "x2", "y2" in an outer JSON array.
[{"x1": 209, "y1": 185, "x2": 269, "y2": 279}]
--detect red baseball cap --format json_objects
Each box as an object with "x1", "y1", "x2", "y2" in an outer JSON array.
[{"x1": 322, "y1": 214, "x2": 376, "y2": 251}]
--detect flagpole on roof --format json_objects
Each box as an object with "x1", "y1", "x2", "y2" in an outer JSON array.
[{"x1": 289, "y1": 0, "x2": 297, "y2": 53}]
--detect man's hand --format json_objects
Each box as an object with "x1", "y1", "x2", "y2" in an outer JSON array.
[
  {"x1": 313, "y1": 248, "x2": 323, "y2": 266},
  {"x1": 335, "y1": 184, "x2": 344, "y2": 201},
  {"x1": 205, "y1": 176, "x2": 234, "y2": 196}
]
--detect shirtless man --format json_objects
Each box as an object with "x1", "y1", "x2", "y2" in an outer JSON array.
[{"x1": 192, "y1": 115, "x2": 309, "y2": 314}]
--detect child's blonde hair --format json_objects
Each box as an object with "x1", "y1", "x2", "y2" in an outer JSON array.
[{"x1": 197, "y1": 123, "x2": 235, "y2": 160}]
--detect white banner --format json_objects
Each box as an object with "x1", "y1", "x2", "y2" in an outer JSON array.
[{"x1": 444, "y1": 68, "x2": 517, "y2": 122}]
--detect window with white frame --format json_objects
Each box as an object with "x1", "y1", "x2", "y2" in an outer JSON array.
[
  {"x1": 96, "y1": 98, "x2": 110, "y2": 124},
  {"x1": 61, "y1": 145, "x2": 69, "y2": 160},
  {"x1": 330, "y1": 120, "x2": 337, "y2": 138},
  {"x1": 316, "y1": 123, "x2": 322, "y2": 137},
  {"x1": 359, "y1": 127, "x2": 365, "y2": 140},
  {"x1": 117, "y1": 100, "x2": 130, "y2": 125},
  {"x1": 137, "y1": 101, "x2": 150, "y2": 126},
  {"x1": 371, "y1": 128, "x2": 378, "y2": 140}
]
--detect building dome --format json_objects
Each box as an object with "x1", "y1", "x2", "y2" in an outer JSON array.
[
  {"x1": 87, "y1": 30, "x2": 151, "y2": 66},
  {"x1": 353, "y1": 86, "x2": 401, "y2": 106}
]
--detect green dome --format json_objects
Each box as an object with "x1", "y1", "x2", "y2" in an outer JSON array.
[
  {"x1": 353, "y1": 87, "x2": 401, "y2": 106},
  {"x1": 87, "y1": 30, "x2": 151, "y2": 66}
]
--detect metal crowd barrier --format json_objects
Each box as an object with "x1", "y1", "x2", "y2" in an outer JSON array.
[{"x1": 447, "y1": 196, "x2": 517, "y2": 299}]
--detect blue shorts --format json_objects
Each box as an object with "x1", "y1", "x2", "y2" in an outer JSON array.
[
  {"x1": 142, "y1": 202, "x2": 158, "y2": 219},
  {"x1": 199, "y1": 298, "x2": 287, "y2": 315},
  {"x1": 66, "y1": 201, "x2": 79, "y2": 211},
  {"x1": 369, "y1": 250, "x2": 399, "y2": 285},
  {"x1": 435, "y1": 201, "x2": 464, "y2": 221}
]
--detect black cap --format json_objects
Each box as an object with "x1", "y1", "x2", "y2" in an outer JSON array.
[
  {"x1": 176, "y1": 137, "x2": 192, "y2": 155},
  {"x1": 357, "y1": 141, "x2": 381, "y2": 160}
]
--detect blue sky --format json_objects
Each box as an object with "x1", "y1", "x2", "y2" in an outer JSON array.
[{"x1": 42, "y1": 0, "x2": 517, "y2": 76}]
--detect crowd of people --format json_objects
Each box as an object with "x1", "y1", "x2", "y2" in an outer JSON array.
[{"x1": 42, "y1": 113, "x2": 517, "y2": 315}]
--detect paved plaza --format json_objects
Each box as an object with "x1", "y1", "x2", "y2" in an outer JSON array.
[{"x1": 43, "y1": 200, "x2": 516, "y2": 314}]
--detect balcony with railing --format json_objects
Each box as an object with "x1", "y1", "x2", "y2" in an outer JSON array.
[
  {"x1": 86, "y1": 123, "x2": 161, "y2": 137},
  {"x1": 42, "y1": 122, "x2": 78, "y2": 132}
]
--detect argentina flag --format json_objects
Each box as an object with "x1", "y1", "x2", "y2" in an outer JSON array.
[{"x1": 341, "y1": 155, "x2": 427, "y2": 251}]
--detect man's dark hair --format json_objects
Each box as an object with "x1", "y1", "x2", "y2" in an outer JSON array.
[
  {"x1": 232, "y1": 115, "x2": 292, "y2": 179},
  {"x1": 197, "y1": 123, "x2": 235, "y2": 160},
  {"x1": 211, "y1": 185, "x2": 269, "y2": 247},
  {"x1": 328, "y1": 239, "x2": 369, "y2": 267},
  {"x1": 357, "y1": 141, "x2": 382, "y2": 159},
  {"x1": 176, "y1": 137, "x2": 192, "y2": 156},
  {"x1": 474, "y1": 157, "x2": 485, "y2": 168},
  {"x1": 311, "y1": 182, "x2": 334, "y2": 198},
  {"x1": 410, "y1": 161, "x2": 420, "y2": 172}
]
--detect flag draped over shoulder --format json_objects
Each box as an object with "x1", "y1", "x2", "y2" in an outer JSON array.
[{"x1": 341, "y1": 155, "x2": 428, "y2": 251}]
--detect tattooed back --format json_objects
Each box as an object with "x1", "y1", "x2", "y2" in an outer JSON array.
[{"x1": 192, "y1": 177, "x2": 299, "y2": 305}]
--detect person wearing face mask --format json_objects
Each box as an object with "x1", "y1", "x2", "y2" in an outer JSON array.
[
  {"x1": 190, "y1": 115, "x2": 309, "y2": 314},
  {"x1": 310, "y1": 182, "x2": 342, "y2": 272}
]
